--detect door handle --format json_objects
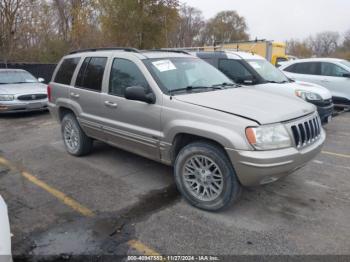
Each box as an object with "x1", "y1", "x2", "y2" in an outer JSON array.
[
  {"x1": 70, "y1": 92, "x2": 80, "y2": 98},
  {"x1": 104, "y1": 101, "x2": 118, "y2": 108},
  {"x1": 320, "y1": 79, "x2": 330, "y2": 83}
]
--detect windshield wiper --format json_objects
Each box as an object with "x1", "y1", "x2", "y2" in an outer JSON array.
[
  {"x1": 264, "y1": 80, "x2": 289, "y2": 84},
  {"x1": 171, "y1": 85, "x2": 222, "y2": 94},
  {"x1": 212, "y1": 82, "x2": 239, "y2": 88}
]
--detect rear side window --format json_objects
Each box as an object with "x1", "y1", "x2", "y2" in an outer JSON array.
[
  {"x1": 218, "y1": 59, "x2": 253, "y2": 82},
  {"x1": 54, "y1": 57, "x2": 80, "y2": 85},
  {"x1": 75, "y1": 57, "x2": 107, "y2": 92},
  {"x1": 284, "y1": 62, "x2": 320, "y2": 75},
  {"x1": 109, "y1": 58, "x2": 148, "y2": 97}
]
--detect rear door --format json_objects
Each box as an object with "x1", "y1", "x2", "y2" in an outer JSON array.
[
  {"x1": 52, "y1": 57, "x2": 81, "y2": 104},
  {"x1": 283, "y1": 62, "x2": 321, "y2": 83},
  {"x1": 100, "y1": 57, "x2": 161, "y2": 161},
  {"x1": 70, "y1": 56, "x2": 108, "y2": 139}
]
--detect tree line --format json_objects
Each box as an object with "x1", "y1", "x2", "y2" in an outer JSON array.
[
  {"x1": 287, "y1": 30, "x2": 350, "y2": 60},
  {"x1": 0, "y1": 0, "x2": 349, "y2": 63}
]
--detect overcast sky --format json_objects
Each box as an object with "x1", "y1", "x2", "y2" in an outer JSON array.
[{"x1": 182, "y1": 0, "x2": 350, "y2": 41}]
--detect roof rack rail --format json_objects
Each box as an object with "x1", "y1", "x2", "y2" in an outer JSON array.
[
  {"x1": 69, "y1": 47, "x2": 140, "y2": 54},
  {"x1": 148, "y1": 49, "x2": 191, "y2": 55}
]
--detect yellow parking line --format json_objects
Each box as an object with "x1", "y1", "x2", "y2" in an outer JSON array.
[
  {"x1": 0, "y1": 156, "x2": 164, "y2": 256},
  {"x1": 322, "y1": 151, "x2": 350, "y2": 159},
  {"x1": 0, "y1": 156, "x2": 95, "y2": 217},
  {"x1": 21, "y1": 171, "x2": 95, "y2": 217},
  {"x1": 0, "y1": 157, "x2": 17, "y2": 170},
  {"x1": 128, "y1": 239, "x2": 164, "y2": 257}
]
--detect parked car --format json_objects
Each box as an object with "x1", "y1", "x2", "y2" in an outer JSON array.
[
  {"x1": 0, "y1": 69, "x2": 48, "y2": 113},
  {"x1": 0, "y1": 196, "x2": 12, "y2": 262},
  {"x1": 280, "y1": 58, "x2": 350, "y2": 108},
  {"x1": 48, "y1": 48, "x2": 325, "y2": 211},
  {"x1": 193, "y1": 51, "x2": 333, "y2": 123}
]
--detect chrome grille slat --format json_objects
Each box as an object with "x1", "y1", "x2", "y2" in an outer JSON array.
[{"x1": 290, "y1": 114, "x2": 321, "y2": 149}]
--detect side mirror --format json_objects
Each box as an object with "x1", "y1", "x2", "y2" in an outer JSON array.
[
  {"x1": 343, "y1": 73, "x2": 350, "y2": 78},
  {"x1": 38, "y1": 77, "x2": 45, "y2": 83},
  {"x1": 125, "y1": 86, "x2": 155, "y2": 104}
]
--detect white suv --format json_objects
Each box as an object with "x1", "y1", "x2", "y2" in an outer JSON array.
[
  {"x1": 193, "y1": 51, "x2": 334, "y2": 123},
  {"x1": 280, "y1": 58, "x2": 350, "y2": 107}
]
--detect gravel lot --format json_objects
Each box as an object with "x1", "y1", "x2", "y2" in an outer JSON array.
[{"x1": 0, "y1": 110, "x2": 349, "y2": 261}]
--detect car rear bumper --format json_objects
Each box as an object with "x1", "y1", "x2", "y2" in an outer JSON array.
[
  {"x1": 0, "y1": 100, "x2": 48, "y2": 113},
  {"x1": 226, "y1": 130, "x2": 325, "y2": 186}
]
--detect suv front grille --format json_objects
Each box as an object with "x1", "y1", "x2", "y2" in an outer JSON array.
[
  {"x1": 290, "y1": 115, "x2": 321, "y2": 148},
  {"x1": 17, "y1": 94, "x2": 47, "y2": 101}
]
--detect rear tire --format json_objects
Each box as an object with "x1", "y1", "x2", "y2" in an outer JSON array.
[
  {"x1": 174, "y1": 141, "x2": 241, "y2": 211},
  {"x1": 61, "y1": 113, "x2": 93, "y2": 156}
]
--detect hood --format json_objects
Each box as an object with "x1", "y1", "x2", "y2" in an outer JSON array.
[
  {"x1": 174, "y1": 88, "x2": 315, "y2": 125},
  {"x1": 254, "y1": 81, "x2": 332, "y2": 100},
  {"x1": 0, "y1": 82, "x2": 47, "y2": 95}
]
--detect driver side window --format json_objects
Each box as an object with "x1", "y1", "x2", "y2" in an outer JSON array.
[
  {"x1": 218, "y1": 59, "x2": 253, "y2": 83},
  {"x1": 109, "y1": 59, "x2": 149, "y2": 97},
  {"x1": 321, "y1": 62, "x2": 348, "y2": 77}
]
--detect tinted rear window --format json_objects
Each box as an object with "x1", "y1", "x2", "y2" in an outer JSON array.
[
  {"x1": 54, "y1": 57, "x2": 80, "y2": 85},
  {"x1": 75, "y1": 57, "x2": 107, "y2": 92},
  {"x1": 285, "y1": 62, "x2": 320, "y2": 75}
]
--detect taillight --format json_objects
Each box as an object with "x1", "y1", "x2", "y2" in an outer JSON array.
[{"x1": 47, "y1": 85, "x2": 52, "y2": 102}]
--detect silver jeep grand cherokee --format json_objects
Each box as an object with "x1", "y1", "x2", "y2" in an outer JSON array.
[{"x1": 48, "y1": 48, "x2": 325, "y2": 211}]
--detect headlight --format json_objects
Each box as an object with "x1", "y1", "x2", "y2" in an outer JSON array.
[
  {"x1": 295, "y1": 90, "x2": 322, "y2": 101},
  {"x1": 246, "y1": 124, "x2": 292, "y2": 150},
  {"x1": 0, "y1": 95, "x2": 14, "y2": 101}
]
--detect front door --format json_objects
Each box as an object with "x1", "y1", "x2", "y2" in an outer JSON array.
[
  {"x1": 100, "y1": 57, "x2": 161, "y2": 161},
  {"x1": 319, "y1": 62, "x2": 350, "y2": 102}
]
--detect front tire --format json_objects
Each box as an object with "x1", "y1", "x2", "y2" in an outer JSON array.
[
  {"x1": 61, "y1": 113, "x2": 93, "y2": 156},
  {"x1": 174, "y1": 141, "x2": 241, "y2": 211}
]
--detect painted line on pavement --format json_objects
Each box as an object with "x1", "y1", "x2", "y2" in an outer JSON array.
[
  {"x1": 0, "y1": 156, "x2": 164, "y2": 256},
  {"x1": 322, "y1": 151, "x2": 350, "y2": 159},
  {"x1": 0, "y1": 156, "x2": 94, "y2": 217}
]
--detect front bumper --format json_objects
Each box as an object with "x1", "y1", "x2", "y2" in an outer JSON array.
[
  {"x1": 0, "y1": 100, "x2": 48, "y2": 113},
  {"x1": 226, "y1": 130, "x2": 325, "y2": 186},
  {"x1": 316, "y1": 104, "x2": 334, "y2": 123}
]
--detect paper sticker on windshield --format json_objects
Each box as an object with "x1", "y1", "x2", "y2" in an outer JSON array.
[
  {"x1": 248, "y1": 62, "x2": 261, "y2": 69},
  {"x1": 152, "y1": 60, "x2": 176, "y2": 72}
]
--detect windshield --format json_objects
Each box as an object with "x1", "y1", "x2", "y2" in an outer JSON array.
[
  {"x1": 0, "y1": 70, "x2": 38, "y2": 84},
  {"x1": 145, "y1": 57, "x2": 234, "y2": 93},
  {"x1": 339, "y1": 60, "x2": 350, "y2": 69},
  {"x1": 246, "y1": 59, "x2": 289, "y2": 83}
]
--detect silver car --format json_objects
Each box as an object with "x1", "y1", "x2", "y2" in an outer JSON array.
[
  {"x1": 0, "y1": 69, "x2": 48, "y2": 113},
  {"x1": 48, "y1": 48, "x2": 325, "y2": 211},
  {"x1": 0, "y1": 196, "x2": 12, "y2": 262}
]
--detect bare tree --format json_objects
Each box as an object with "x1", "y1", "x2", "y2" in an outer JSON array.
[
  {"x1": 0, "y1": 0, "x2": 22, "y2": 63},
  {"x1": 286, "y1": 39, "x2": 313, "y2": 58},
  {"x1": 169, "y1": 4, "x2": 204, "y2": 47},
  {"x1": 343, "y1": 29, "x2": 350, "y2": 51},
  {"x1": 307, "y1": 31, "x2": 340, "y2": 57}
]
